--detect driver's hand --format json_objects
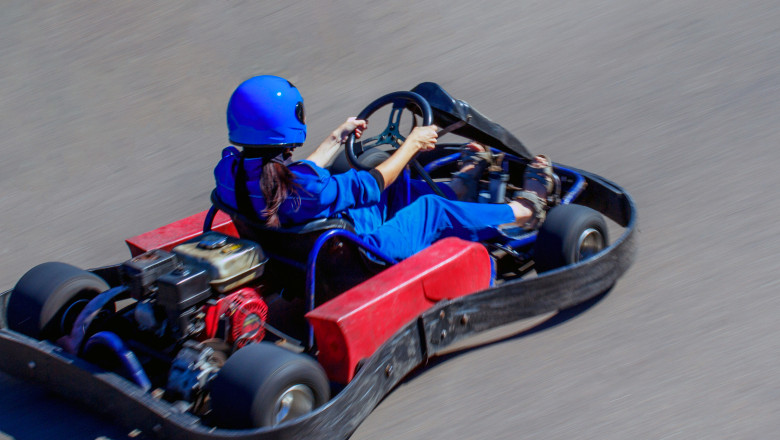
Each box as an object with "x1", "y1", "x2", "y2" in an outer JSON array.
[
  {"x1": 405, "y1": 125, "x2": 438, "y2": 153},
  {"x1": 336, "y1": 117, "x2": 368, "y2": 143}
]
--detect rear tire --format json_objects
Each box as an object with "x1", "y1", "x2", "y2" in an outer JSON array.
[
  {"x1": 210, "y1": 342, "x2": 330, "y2": 428},
  {"x1": 534, "y1": 204, "x2": 608, "y2": 273},
  {"x1": 6, "y1": 262, "x2": 109, "y2": 340}
]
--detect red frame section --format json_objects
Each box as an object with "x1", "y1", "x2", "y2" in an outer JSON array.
[
  {"x1": 125, "y1": 210, "x2": 238, "y2": 256},
  {"x1": 306, "y1": 237, "x2": 492, "y2": 384}
]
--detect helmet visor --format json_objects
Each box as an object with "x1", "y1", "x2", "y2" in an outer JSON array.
[{"x1": 295, "y1": 101, "x2": 306, "y2": 125}]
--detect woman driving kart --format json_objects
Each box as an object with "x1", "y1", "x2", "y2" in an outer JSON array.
[{"x1": 214, "y1": 75, "x2": 554, "y2": 262}]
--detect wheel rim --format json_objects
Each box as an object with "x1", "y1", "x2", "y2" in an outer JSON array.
[
  {"x1": 273, "y1": 384, "x2": 315, "y2": 426},
  {"x1": 576, "y1": 228, "x2": 604, "y2": 262}
]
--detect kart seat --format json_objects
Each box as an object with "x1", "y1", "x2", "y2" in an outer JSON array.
[{"x1": 209, "y1": 190, "x2": 387, "y2": 303}]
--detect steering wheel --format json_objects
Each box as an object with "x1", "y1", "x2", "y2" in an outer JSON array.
[
  {"x1": 345, "y1": 91, "x2": 433, "y2": 171},
  {"x1": 345, "y1": 91, "x2": 445, "y2": 196}
]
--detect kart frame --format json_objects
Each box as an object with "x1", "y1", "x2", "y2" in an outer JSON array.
[{"x1": 0, "y1": 165, "x2": 636, "y2": 440}]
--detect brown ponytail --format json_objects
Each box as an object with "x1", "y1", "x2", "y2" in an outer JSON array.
[{"x1": 259, "y1": 161, "x2": 298, "y2": 228}]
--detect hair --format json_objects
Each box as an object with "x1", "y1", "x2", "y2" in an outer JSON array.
[{"x1": 258, "y1": 161, "x2": 298, "y2": 228}]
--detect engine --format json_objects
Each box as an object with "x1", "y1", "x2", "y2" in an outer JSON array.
[
  {"x1": 120, "y1": 232, "x2": 267, "y2": 335},
  {"x1": 115, "y1": 232, "x2": 271, "y2": 406}
]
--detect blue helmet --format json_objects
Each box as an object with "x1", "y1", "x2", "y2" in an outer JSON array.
[{"x1": 227, "y1": 75, "x2": 307, "y2": 147}]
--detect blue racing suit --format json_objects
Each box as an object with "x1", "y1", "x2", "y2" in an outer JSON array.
[{"x1": 214, "y1": 147, "x2": 515, "y2": 261}]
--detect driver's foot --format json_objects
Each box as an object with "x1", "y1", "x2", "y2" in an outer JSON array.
[
  {"x1": 507, "y1": 155, "x2": 555, "y2": 229},
  {"x1": 451, "y1": 142, "x2": 491, "y2": 201}
]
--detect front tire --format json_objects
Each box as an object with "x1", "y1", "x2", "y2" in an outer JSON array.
[
  {"x1": 7, "y1": 262, "x2": 109, "y2": 340},
  {"x1": 534, "y1": 204, "x2": 608, "y2": 273},
  {"x1": 210, "y1": 342, "x2": 330, "y2": 428}
]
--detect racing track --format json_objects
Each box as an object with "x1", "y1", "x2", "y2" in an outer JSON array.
[{"x1": 2, "y1": 1, "x2": 780, "y2": 439}]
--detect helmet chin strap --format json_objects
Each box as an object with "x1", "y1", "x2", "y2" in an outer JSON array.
[{"x1": 270, "y1": 149, "x2": 293, "y2": 165}]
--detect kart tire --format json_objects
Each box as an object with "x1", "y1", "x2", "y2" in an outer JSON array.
[
  {"x1": 6, "y1": 262, "x2": 109, "y2": 340},
  {"x1": 210, "y1": 342, "x2": 330, "y2": 429},
  {"x1": 534, "y1": 204, "x2": 608, "y2": 273}
]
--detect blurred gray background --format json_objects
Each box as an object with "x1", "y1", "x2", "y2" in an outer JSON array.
[{"x1": 2, "y1": 1, "x2": 780, "y2": 439}]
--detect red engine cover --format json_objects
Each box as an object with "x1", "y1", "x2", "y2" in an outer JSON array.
[{"x1": 202, "y1": 287, "x2": 268, "y2": 349}]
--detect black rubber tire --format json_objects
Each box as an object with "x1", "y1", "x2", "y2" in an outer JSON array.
[
  {"x1": 6, "y1": 262, "x2": 109, "y2": 340},
  {"x1": 210, "y1": 342, "x2": 330, "y2": 429},
  {"x1": 534, "y1": 204, "x2": 609, "y2": 273}
]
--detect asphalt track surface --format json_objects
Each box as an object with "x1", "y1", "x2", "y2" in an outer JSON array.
[{"x1": 1, "y1": 1, "x2": 779, "y2": 439}]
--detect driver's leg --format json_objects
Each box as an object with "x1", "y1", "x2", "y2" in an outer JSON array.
[
  {"x1": 383, "y1": 173, "x2": 457, "y2": 221},
  {"x1": 362, "y1": 195, "x2": 516, "y2": 262}
]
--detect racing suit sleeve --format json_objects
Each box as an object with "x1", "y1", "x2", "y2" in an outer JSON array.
[{"x1": 286, "y1": 160, "x2": 383, "y2": 221}]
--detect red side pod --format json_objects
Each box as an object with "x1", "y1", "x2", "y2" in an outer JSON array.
[
  {"x1": 306, "y1": 237, "x2": 492, "y2": 384},
  {"x1": 125, "y1": 210, "x2": 238, "y2": 257}
]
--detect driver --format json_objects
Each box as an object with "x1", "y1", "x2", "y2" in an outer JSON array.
[{"x1": 214, "y1": 75, "x2": 553, "y2": 261}]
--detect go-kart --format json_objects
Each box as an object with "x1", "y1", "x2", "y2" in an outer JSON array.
[{"x1": 0, "y1": 83, "x2": 637, "y2": 440}]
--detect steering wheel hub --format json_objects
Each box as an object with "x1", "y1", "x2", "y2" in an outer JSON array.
[{"x1": 345, "y1": 91, "x2": 433, "y2": 171}]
